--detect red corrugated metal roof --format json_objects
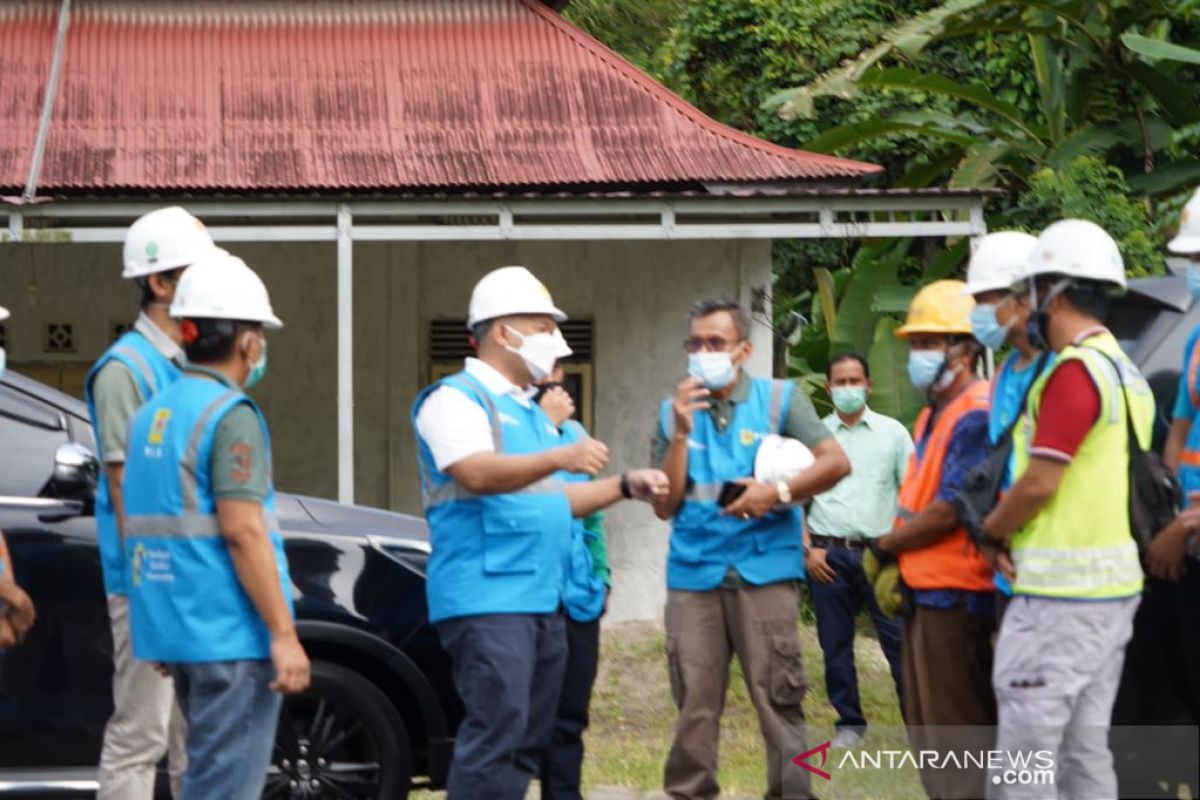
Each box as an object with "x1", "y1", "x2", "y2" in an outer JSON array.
[{"x1": 0, "y1": 0, "x2": 880, "y2": 195}]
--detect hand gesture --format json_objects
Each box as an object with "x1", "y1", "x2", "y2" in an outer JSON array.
[
  {"x1": 557, "y1": 438, "x2": 610, "y2": 476},
  {"x1": 270, "y1": 632, "x2": 312, "y2": 694},
  {"x1": 672, "y1": 378, "x2": 710, "y2": 438},
  {"x1": 624, "y1": 469, "x2": 670, "y2": 502},
  {"x1": 722, "y1": 479, "x2": 780, "y2": 520},
  {"x1": 2, "y1": 584, "x2": 35, "y2": 640},
  {"x1": 805, "y1": 547, "x2": 836, "y2": 584},
  {"x1": 539, "y1": 386, "x2": 575, "y2": 428}
]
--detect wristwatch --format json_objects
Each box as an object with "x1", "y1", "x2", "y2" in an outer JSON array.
[{"x1": 776, "y1": 480, "x2": 792, "y2": 504}]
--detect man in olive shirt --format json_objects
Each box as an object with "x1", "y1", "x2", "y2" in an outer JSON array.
[
  {"x1": 804, "y1": 353, "x2": 911, "y2": 749},
  {"x1": 652, "y1": 298, "x2": 850, "y2": 800}
]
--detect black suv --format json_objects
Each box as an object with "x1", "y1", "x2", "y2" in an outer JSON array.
[{"x1": 0, "y1": 370, "x2": 460, "y2": 798}]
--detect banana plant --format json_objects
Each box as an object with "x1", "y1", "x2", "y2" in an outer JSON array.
[{"x1": 766, "y1": 0, "x2": 1200, "y2": 197}]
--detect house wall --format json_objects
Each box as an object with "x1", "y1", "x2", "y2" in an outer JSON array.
[{"x1": 0, "y1": 238, "x2": 774, "y2": 623}]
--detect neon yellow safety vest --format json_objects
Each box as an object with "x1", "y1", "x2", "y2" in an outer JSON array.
[{"x1": 1009, "y1": 331, "x2": 1152, "y2": 599}]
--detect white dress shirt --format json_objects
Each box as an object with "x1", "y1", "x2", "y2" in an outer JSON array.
[{"x1": 415, "y1": 358, "x2": 536, "y2": 471}]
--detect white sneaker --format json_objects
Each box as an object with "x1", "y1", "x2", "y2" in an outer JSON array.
[{"x1": 830, "y1": 728, "x2": 863, "y2": 749}]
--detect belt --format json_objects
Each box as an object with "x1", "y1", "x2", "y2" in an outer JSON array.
[{"x1": 810, "y1": 534, "x2": 866, "y2": 551}]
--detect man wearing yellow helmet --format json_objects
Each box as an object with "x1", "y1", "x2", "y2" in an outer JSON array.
[{"x1": 873, "y1": 280, "x2": 996, "y2": 799}]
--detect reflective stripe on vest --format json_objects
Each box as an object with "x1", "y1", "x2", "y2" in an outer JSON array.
[
  {"x1": 1009, "y1": 333, "x2": 1150, "y2": 599},
  {"x1": 895, "y1": 381, "x2": 994, "y2": 592}
]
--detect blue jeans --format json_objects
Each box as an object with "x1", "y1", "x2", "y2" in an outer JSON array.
[
  {"x1": 438, "y1": 611, "x2": 568, "y2": 800},
  {"x1": 809, "y1": 544, "x2": 903, "y2": 732},
  {"x1": 170, "y1": 660, "x2": 282, "y2": 800}
]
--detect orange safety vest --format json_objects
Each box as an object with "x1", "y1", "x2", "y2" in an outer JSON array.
[{"x1": 896, "y1": 380, "x2": 994, "y2": 592}]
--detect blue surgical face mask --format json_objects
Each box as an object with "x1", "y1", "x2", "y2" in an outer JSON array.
[
  {"x1": 244, "y1": 335, "x2": 268, "y2": 388},
  {"x1": 0, "y1": 347, "x2": 5, "y2": 381},
  {"x1": 907, "y1": 349, "x2": 946, "y2": 392},
  {"x1": 831, "y1": 385, "x2": 867, "y2": 415},
  {"x1": 688, "y1": 351, "x2": 737, "y2": 390},
  {"x1": 1188, "y1": 264, "x2": 1200, "y2": 302},
  {"x1": 969, "y1": 303, "x2": 1011, "y2": 351}
]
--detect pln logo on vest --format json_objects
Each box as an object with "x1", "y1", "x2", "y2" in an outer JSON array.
[
  {"x1": 740, "y1": 429, "x2": 766, "y2": 447},
  {"x1": 130, "y1": 542, "x2": 148, "y2": 588},
  {"x1": 147, "y1": 408, "x2": 172, "y2": 445}
]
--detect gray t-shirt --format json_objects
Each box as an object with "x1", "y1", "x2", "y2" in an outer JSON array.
[{"x1": 91, "y1": 362, "x2": 145, "y2": 465}]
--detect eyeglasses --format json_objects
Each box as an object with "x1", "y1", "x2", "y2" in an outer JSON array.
[{"x1": 684, "y1": 336, "x2": 741, "y2": 353}]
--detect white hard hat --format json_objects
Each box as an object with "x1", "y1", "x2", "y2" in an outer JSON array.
[
  {"x1": 754, "y1": 434, "x2": 815, "y2": 484},
  {"x1": 0, "y1": 305, "x2": 8, "y2": 322},
  {"x1": 467, "y1": 266, "x2": 567, "y2": 329},
  {"x1": 964, "y1": 231, "x2": 1038, "y2": 295},
  {"x1": 123, "y1": 206, "x2": 218, "y2": 279},
  {"x1": 170, "y1": 250, "x2": 283, "y2": 330},
  {"x1": 1022, "y1": 219, "x2": 1126, "y2": 290},
  {"x1": 1168, "y1": 187, "x2": 1200, "y2": 254}
]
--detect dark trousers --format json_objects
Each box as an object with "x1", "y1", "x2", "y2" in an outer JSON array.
[
  {"x1": 539, "y1": 617, "x2": 601, "y2": 800},
  {"x1": 808, "y1": 544, "x2": 903, "y2": 732},
  {"x1": 437, "y1": 611, "x2": 568, "y2": 800}
]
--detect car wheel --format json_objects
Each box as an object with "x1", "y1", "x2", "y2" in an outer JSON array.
[{"x1": 264, "y1": 660, "x2": 412, "y2": 799}]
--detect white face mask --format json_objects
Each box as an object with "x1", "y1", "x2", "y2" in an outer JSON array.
[
  {"x1": 0, "y1": 347, "x2": 5, "y2": 380},
  {"x1": 504, "y1": 325, "x2": 559, "y2": 382},
  {"x1": 688, "y1": 351, "x2": 738, "y2": 390}
]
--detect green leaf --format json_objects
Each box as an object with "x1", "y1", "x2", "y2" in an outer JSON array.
[
  {"x1": 832, "y1": 241, "x2": 910, "y2": 352},
  {"x1": 858, "y1": 68, "x2": 1043, "y2": 142},
  {"x1": 1046, "y1": 124, "x2": 1124, "y2": 169},
  {"x1": 871, "y1": 285, "x2": 918, "y2": 314},
  {"x1": 1124, "y1": 62, "x2": 1200, "y2": 127},
  {"x1": 1028, "y1": 34, "x2": 1065, "y2": 144},
  {"x1": 949, "y1": 142, "x2": 1011, "y2": 189},
  {"x1": 1121, "y1": 33, "x2": 1200, "y2": 65},
  {"x1": 802, "y1": 112, "x2": 986, "y2": 154},
  {"x1": 1127, "y1": 160, "x2": 1200, "y2": 195},
  {"x1": 925, "y1": 238, "x2": 972, "y2": 282},
  {"x1": 813, "y1": 268, "x2": 838, "y2": 341},
  {"x1": 867, "y1": 316, "x2": 925, "y2": 426},
  {"x1": 895, "y1": 148, "x2": 965, "y2": 189}
]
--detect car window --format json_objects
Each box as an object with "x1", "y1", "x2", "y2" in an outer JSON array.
[{"x1": 0, "y1": 386, "x2": 69, "y2": 497}]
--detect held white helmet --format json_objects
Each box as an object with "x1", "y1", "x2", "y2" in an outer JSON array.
[
  {"x1": 467, "y1": 266, "x2": 567, "y2": 329},
  {"x1": 1021, "y1": 219, "x2": 1126, "y2": 290},
  {"x1": 964, "y1": 231, "x2": 1038, "y2": 295},
  {"x1": 169, "y1": 250, "x2": 283, "y2": 329},
  {"x1": 1168, "y1": 187, "x2": 1200, "y2": 254},
  {"x1": 754, "y1": 435, "x2": 815, "y2": 484},
  {"x1": 123, "y1": 206, "x2": 218, "y2": 279}
]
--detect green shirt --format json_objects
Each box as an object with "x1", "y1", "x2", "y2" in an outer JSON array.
[
  {"x1": 806, "y1": 407, "x2": 913, "y2": 539},
  {"x1": 185, "y1": 366, "x2": 271, "y2": 503}
]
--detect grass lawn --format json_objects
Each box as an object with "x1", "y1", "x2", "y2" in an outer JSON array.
[{"x1": 416, "y1": 594, "x2": 911, "y2": 798}]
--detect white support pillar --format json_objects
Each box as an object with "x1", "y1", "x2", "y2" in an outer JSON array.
[{"x1": 337, "y1": 204, "x2": 355, "y2": 504}]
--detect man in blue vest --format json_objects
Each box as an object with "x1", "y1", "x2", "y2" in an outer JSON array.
[
  {"x1": 123, "y1": 250, "x2": 309, "y2": 800},
  {"x1": 85, "y1": 207, "x2": 217, "y2": 800},
  {"x1": 652, "y1": 297, "x2": 851, "y2": 800},
  {"x1": 413, "y1": 266, "x2": 668, "y2": 800}
]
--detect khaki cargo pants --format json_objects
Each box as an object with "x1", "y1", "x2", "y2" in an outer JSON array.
[{"x1": 663, "y1": 581, "x2": 813, "y2": 800}]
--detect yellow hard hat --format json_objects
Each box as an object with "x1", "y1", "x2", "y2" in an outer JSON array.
[{"x1": 895, "y1": 279, "x2": 975, "y2": 338}]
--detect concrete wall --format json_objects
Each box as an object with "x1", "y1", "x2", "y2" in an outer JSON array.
[{"x1": 0, "y1": 238, "x2": 773, "y2": 623}]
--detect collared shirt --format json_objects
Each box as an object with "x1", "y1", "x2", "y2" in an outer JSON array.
[
  {"x1": 806, "y1": 407, "x2": 913, "y2": 539},
  {"x1": 415, "y1": 357, "x2": 537, "y2": 471},
  {"x1": 91, "y1": 312, "x2": 184, "y2": 464}
]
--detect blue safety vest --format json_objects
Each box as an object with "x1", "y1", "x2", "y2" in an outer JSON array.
[
  {"x1": 1178, "y1": 325, "x2": 1200, "y2": 506},
  {"x1": 85, "y1": 330, "x2": 182, "y2": 595},
  {"x1": 659, "y1": 377, "x2": 804, "y2": 590},
  {"x1": 122, "y1": 375, "x2": 292, "y2": 663},
  {"x1": 559, "y1": 420, "x2": 607, "y2": 623},
  {"x1": 412, "y1": 371, "x2": 573, "y2": 624}
]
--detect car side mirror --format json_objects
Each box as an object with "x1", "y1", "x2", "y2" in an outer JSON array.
[{"x1": 41, "y1": 442, "x2": 99, "y2": 509}]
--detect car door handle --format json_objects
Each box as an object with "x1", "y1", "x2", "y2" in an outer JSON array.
[{"x1": 0, "y1": 495, "x2": 86, "y2": 521}]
